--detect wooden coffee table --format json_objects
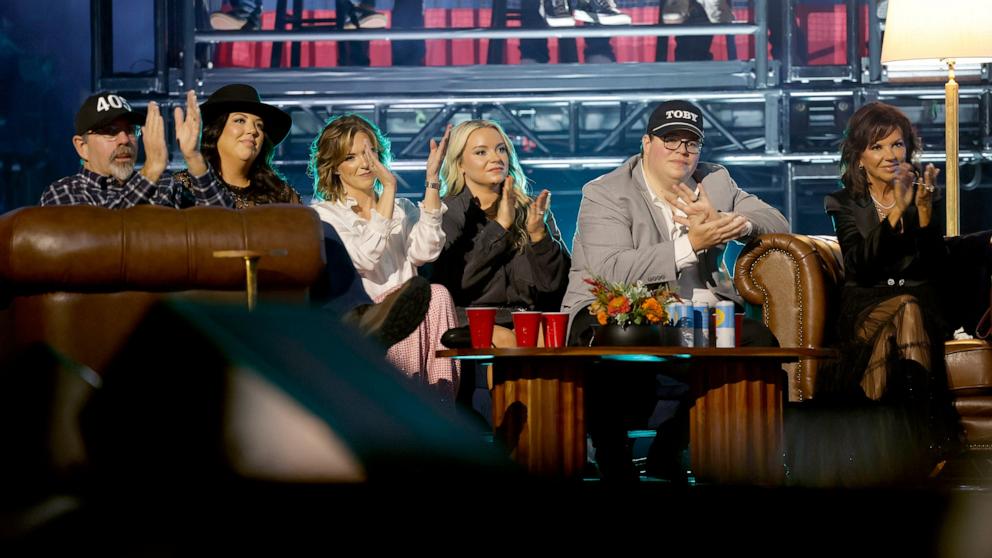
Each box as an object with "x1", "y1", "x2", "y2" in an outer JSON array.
[{"x1": 438, "y1": 346, "x2": 835, "y2": 484}]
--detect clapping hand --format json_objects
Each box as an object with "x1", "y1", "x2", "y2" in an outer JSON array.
[
  {"x1": 664, "y1": 183, "x2": 747, "y2": 250},
  {"x1": 674, "y1": 211, "x2": 748, "y2": 251},
  {"x1": 364, "y1": 139, "x2": 396, "y2": 192},
  {"x1": 364, "y1": 139, "x2": 398, "y2": 220},
  {"x1": 174, "y1": 90, "x2": 207, "y2": 176},
  {"x1": 425, "y1": 124, "x2": 451, "y2": 184},
  {"x1": 140, "y1": 101, "x2": 167, "y2": 182},
  {"x1": 664, "y1": 182, "x2": 718, "y2": 224},
  {"x1": 495, "y1": 175, "x2": 516, "y2": 231},
  {"x1": 422, "y1": 124, "x2": 451, "y2": 212},
  {"x1": 526, "y1": 189, "x2": 551, "y2": 243},
  {"x1": 915, "y1": 163, "x2": 939, "y2": 227},
  {"x1": 891, "y1": 162, "x2": 917, "y2": 213}
]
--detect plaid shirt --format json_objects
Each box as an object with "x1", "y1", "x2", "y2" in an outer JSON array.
[{"x1": 40, "y1": 167, "x2": 234, "y2": 208}]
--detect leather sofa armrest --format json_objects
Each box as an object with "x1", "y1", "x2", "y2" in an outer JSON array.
[
  {"x1": 735, "y1": 233, "x2": 841, "y2": 401},
  {"x1": 736, "y1": 233, "x2": 836, "y2": 350}
]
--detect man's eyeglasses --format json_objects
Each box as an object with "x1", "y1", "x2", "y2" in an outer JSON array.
[
  {"x1": 660, "y1": 137, "x2": 702, "y2": 154},
  {"x1": 89, "y1": 124, "x2": 141, "y2": 139}
]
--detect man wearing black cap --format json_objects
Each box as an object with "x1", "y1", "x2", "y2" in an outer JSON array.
[
  {"x1": 564, "y1": 99, "x2": 788, "y2": 340},
  {"x1": 561, "y1": 99, "x2": 789, "y2": 481},
  {"x1": 40, "y1": 90, "x2": 233, "y2": 208}
]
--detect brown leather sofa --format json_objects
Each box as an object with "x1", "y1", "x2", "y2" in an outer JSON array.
[
  {"x1": 735, "y1": 233, "x2": 992, "y2": 451},
  {"x1": 0, "y1": 204, "x2": 326, "y2": 376}
]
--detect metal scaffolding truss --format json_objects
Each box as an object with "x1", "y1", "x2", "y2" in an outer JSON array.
[
  {"x1": 90, "y1": 0, "x2": 992, "y2": 233},
  {"x1": 217, "y1": 75, "x2": 992, "y2": 169}
]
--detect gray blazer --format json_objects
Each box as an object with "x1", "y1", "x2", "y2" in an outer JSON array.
[{"x1": 561, "y1": 155, "x2": 790, "y2": 325}]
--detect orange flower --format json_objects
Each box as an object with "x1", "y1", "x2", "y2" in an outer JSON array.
[
  {"x1": 596, "y1": 309, "x2": 609, "y2": 325},
  {"x1": 607, "y1": 296, "x2": 631, "y2": 316},
  {"x1": 641, "y1": 297, "x2": 664, "y2": 324}
]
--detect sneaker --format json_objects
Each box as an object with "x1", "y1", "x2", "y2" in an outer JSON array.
[
  {"x1": 540, "y1": 0, "x2": 575, "y2": 28},
  {"x1": 348, "y1": 276, "x2": 431, "y2": 349},
  {"x1": 342, "y1": 4, "x2": 387, "y2": 30},
  {"x1": 573, "y1": 0, "x2": 632, "y2": 26},
  {"x1": 661, "y1": 0, "x2": 689, "y2": 24},
  {"x1": 210, "y1": 11, "x2": 250, "y2": 30}
]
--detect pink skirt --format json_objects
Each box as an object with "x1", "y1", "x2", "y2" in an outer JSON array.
[{"x1": 374, "y1": 282, "x2": 460, "y2": 404}]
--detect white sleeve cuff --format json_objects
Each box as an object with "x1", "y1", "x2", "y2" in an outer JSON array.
[
  {"x1": 417, "y1": 200, "x2": 447, "y2": 223},
  {"x1": 674, "y1": 235, "x2": 697, "y2": 271}
]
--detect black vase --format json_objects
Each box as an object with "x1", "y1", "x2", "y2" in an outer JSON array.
[{"x1": 591, "y1": 324, "x2": 682, "y2": 347}]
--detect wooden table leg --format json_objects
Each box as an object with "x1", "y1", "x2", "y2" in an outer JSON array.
[
  {"x1": 491, "y1": 358, "x2": 586, "y2": 478},
  {"x1": 687, "y1": 359, "x2": 786, "y2": 485}
]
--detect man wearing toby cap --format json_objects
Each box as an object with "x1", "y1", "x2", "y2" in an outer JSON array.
[
  {"x1": 40, "y1": 90, "x2": 232, "y2": 208},
  {"x1": 562, "y1": 99, "x2": 789, "y2": 481},
  {"x1": 564, "y1": 99, "x2": 788, "y2": 341}
]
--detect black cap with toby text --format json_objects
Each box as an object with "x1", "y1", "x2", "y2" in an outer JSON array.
[
  {"x1": 646, "y1": 100, "x2": 705, "y2": 140},
  {"x1": 74, "y1": 92, "x2": 146, "y2": 136}
]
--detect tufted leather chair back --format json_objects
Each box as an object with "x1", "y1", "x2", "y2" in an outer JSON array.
[{"x1": 0, "y1": 205, "x2": 326, "y2": 375}]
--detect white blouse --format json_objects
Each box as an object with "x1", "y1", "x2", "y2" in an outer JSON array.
[{"x1": 311, "y1": 197, "x2": 446, "y2": 299}]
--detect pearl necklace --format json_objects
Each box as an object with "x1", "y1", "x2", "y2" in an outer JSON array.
[{"x1": 869, "y1": 190, "x2": 895, "y2": 219}]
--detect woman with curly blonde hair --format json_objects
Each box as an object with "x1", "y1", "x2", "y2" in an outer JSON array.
[
  {"x1": 432, "y1": 119, "x2": 570, "y2": 346},
  {"x1": 308, "y1": 114, "x2": 459, "y2": 402}
]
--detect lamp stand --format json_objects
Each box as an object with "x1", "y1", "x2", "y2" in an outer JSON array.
[{"x1": 945, "y1": 59, "x2": 959, "y2": 237}]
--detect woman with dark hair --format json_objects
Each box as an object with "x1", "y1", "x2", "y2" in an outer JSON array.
[
  {"x1": 823, "y1": 102, "x2": 992, "y2": 475},
  {"x1": 308, "y1": 114, "x2": 459, "y2": 402},
  {"x1": 825, "y1": 101, "x2": 944, "y2": 404},
  {"x1": 177, "y1": 85, "x2": 431, "y2": 352},
  {"x1": 176, "y1": 83, "x2": 300, "y2": 207},
  {"x1": 432, "y1": 119, "x2": 570, "y2": 347}
]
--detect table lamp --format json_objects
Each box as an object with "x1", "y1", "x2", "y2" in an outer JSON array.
[{"x1": 880, "y1": 0, "x2": 992, "y2": 236}]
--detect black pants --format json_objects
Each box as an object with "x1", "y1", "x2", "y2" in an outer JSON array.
[
  {"x1": 656, "y1": 1, "x2": 714, "y2": 62},
  {"x1": 339, "y1": 1, "x2": 426, "y2": 66},
  {"x1": 569, "y1": 304, "x2": 779, "y2": 482}
]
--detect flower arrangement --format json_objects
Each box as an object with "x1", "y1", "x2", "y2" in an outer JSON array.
[{"x1": 585, "y1": 275, "x2": 681, "y2": 328}]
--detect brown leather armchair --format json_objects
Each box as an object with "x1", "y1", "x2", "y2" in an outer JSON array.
[
  {"x1": 0, "y1": 205, "x2": 326, "y2": 376},
  {"x1": 735, "y1": 233, "x2": 992, "y2": 451}
]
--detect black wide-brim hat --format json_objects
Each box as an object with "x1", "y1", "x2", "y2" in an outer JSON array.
[{"x1": 200, "y1": 84, "x2": 293, "y2": 146}]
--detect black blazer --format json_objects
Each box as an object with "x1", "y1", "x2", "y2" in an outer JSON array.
[
  {"x1": 824, "y1": 188, "x2": 946, "y2": 288},
  {"x1": 432, "y1": 186, "x2": 570, "y2": 311}
]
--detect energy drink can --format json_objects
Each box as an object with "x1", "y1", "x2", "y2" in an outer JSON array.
[
  {"x1": 671, "y1": 302, "x2": 693, "y2": 347},
  {"x1": 692, "y1": 301, "x2": 711, "y2": 347},
  {"x1": 715, "y1": 300, "x2": 736, "y2": 348}
]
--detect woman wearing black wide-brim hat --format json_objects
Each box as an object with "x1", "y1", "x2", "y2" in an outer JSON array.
[{"x1": 177, "y1": 83, "x2": 300, "y2": 208}]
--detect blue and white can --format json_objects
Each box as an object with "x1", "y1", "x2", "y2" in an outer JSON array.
[
  {"x1": 715, "y1": 300, "x2": 736, "y2": 348},
  {"x1": 669, "y1": 302, "x2": 693, "y2": 347},
  {"x1": 692, "y1": 301, "x2": 711, "y2": 347}
]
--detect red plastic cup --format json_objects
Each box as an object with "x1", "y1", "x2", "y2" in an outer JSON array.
[
  {"x1": 541, "y1": 312, "x2": 569, "y2": 348},
  {"x1": 466, "y1": 307, "x2": 498, "y2": 349},
  {"x1": 734, "y1": 313, "x2": 745, "y2": 347},
  {"x1": 511, "y1": 311, "x2": 543, "y2": 347}
]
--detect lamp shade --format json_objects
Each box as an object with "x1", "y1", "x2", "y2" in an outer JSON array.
[{"x1": 881, "y1": 0, "x2": 992, "y2": 68}]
